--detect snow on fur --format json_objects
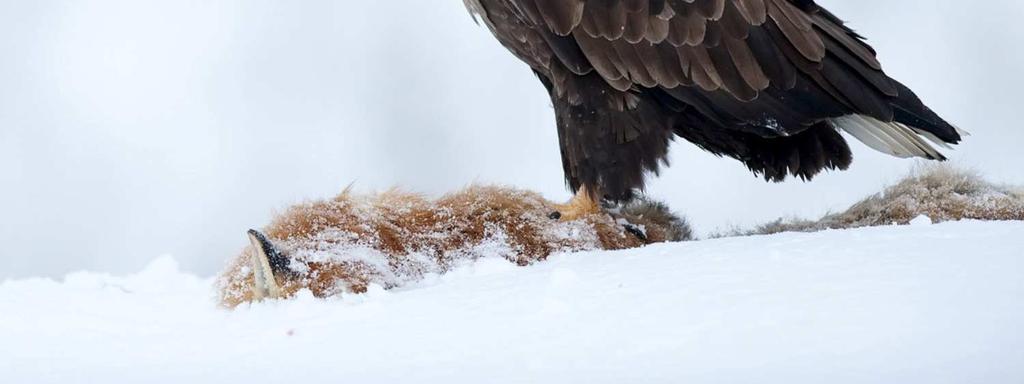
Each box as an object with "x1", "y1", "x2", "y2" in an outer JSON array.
[{"x1": 217, "y1": 185, "x2": 691, "y2": 307}]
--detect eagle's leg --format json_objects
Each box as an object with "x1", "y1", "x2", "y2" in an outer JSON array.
[{"x1": 549, "y1": 186, "x2": 603, "y2": 221}]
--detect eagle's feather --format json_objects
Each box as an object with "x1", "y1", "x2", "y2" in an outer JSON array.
[{"x1": 469, "y1": 0, "x2": 961, "y2": 200}]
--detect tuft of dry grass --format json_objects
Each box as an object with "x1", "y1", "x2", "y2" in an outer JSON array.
[
  {"x1": 217, "y1": 185, "x2": 691, "y2": 307},
  {"x1": 738, "y1": 164, "x2": 1024, "y2": 236}
]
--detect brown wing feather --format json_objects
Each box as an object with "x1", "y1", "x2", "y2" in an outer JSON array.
[
  {"x1": 523, "y1": 0, "x2": 913, "y2": 132},
  {"x1": 487, "y1": 0, "x2": 960, "y2": 198}
]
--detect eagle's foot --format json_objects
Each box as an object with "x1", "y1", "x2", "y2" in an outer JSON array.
[{"x1": 549, "y1": 187, "x2": 602, "y2": 222}]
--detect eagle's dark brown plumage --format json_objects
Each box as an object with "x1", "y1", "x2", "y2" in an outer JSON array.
[{"x1": 465, "y1": 0, "x2": 962, "y2": 201}]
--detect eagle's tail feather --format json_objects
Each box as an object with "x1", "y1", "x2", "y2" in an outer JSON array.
[
  {"x1": 829, "y1": 76, "x2": 964, "y2": 161},
  {"x1": 832, "y1": 115, "x2": 947, "y2": 160}
]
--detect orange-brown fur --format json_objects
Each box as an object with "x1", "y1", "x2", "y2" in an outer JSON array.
[{"x1": 217, "y1": 185, "x2": 690, "y2": 308}]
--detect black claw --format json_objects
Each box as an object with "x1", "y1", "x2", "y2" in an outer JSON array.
[
  {"x1": 623, "y1": 223, "x2": 648, "y2": 242},
  {"x1": 548, "y1": 211, "x2": 562, "y2": 220}
]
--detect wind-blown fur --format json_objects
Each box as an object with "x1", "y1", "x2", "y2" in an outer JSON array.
[
  {"x1": 469, "y1": 0, "x2": 962, "y2": 200},
  {"x1": 218, "y1": 185, "x2": 690, "y2": 308}
]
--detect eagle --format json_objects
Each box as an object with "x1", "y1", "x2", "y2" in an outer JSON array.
[{"x1": 463, "y1": 0, "x2": 962, "y2": 219}]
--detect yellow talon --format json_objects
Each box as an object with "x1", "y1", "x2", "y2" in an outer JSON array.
[{"x1": 550, "y1": 186, "x2": 603, "y2": 221}]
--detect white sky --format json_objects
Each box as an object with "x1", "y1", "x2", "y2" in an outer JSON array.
[{"x1": 2, "y1": 0, "x2": 1022, "y2": 279}]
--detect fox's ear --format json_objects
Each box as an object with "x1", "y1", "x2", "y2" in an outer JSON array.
[{"x1": 247, "y1": 229, "x2": 293, "y2": 300}]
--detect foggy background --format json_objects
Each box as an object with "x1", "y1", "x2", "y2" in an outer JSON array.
[{"x1": 1, "y1": 0, "x2": 1022, "y2": 279}]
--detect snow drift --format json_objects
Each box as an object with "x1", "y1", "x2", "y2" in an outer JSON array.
[{"x1": 2, "y1": 221, "x2": 1022, "y2": 383}]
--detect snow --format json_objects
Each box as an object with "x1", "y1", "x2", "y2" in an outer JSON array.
[
  {"x1": 2, "y1": 221, "x2": 1023, "y2": 383},
  {"x1": 910, "y1": 214, "x2": 934, "y2": 226}
]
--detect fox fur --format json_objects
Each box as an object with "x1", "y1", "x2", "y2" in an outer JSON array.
[{"x1": 217, "y1": 185, "x2": 690, "y2": 308}]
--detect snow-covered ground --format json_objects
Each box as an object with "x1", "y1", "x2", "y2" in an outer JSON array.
[{"x1": 2, "y1": 221, "x2": 1022, "y2": 383}]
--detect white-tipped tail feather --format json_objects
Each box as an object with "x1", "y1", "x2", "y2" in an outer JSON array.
[{"x1": 833, "y1": 115, "x2": 947, "y2": 160}]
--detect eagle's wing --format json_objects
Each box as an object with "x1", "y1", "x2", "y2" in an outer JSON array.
[{"x1": 513, "y1": 0, "x2": 960, "y2": 157}]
